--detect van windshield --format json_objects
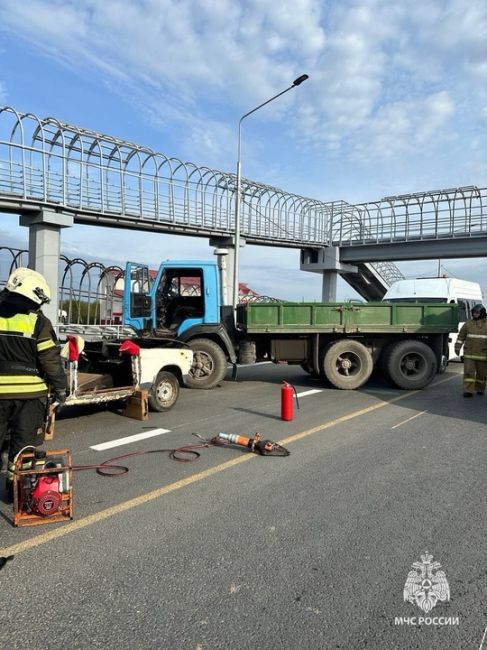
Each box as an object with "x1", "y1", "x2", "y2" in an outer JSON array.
[{"x1": 385, "y1": 297, "x2": 447, "y2": 303}]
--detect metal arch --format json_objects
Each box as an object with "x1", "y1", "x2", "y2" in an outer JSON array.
[
  {"x1": 0, "y1": 106, "x2": 485, "y2": 253},
  {"x1": 79, "y1": 261, "x2": 107, "y2": 324},
  {"x1": 258, "y1": 187, "x2": 295, "y2": 240},
  {"x1": 85, "y1": 136, "x2": 107, "y2": 212},
  {"x1": 139, "y1": 152, "x2": 162, "y2": 220},
  {"x1": 0, "y1": 105, "x2": 333, "y2": 245},
  {"x1": 156, "y1": 155, "x2": 180, "y2": 225},
  {"x1": 95, "y1": 264, "x2": 124, "y2": 324},
  {"x1": 43, "y1": 114, "x2": 155, "y2": 156},
  {"x1": 0, "y1": 246, "x2": 29, "y2": 285},
  {"x1": 37, "y1": 116, "x2": 69, "y2": 204},
  {"x1": 0, "y1": 107, "x2": 25, "y2": 198},
  {"x1": 330, "y1": 185, "x2": 487, "y2": 247},
  {"x1": 204, "y1": 167, "x2": 235, "y2": 232},
  {"x1": 199, "y1": 167, "x2": 227, "y2": 231},
  {"x1": 186, "y1": 164, "x2": 209, "y2": 227},
  {"x1": 330, "y1": 202, "x2": 366, "y2": 244},
  {"x1": 7, "y1": 106, "x2": 487, "y2": 288},
  {"x1": 60, "y1": 257, "x2": 91, "y2": 324},
  {"x1": 63, "y1": 132, "x2": 86, "y2": 208}
]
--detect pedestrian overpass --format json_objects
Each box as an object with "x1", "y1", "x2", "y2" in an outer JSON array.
[{"x1": 1, "y1": 106, "x2": 486, "y2": 321}]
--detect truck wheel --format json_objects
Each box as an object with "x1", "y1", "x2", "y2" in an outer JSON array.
[
  {"x1": 149, "y1": 371, "x2": 180, "y2": 412},
  {"x1": 385, "y1": 340, "x2": 437, "y2": 390},
  {"x1": 186, "y1": 338, "x2": 227, "y2": 389},
  {"x1": 239, "y1": 340, "x2": 256, "y2": 365},
  {"x1": 322, "y1": 340, "x2": 373, "y2": 390}
]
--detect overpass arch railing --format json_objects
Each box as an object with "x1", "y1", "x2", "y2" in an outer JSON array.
[
  {"x1": 0, "y1": 106, "x2": 336, "y2": 246},
  {"x1": 1, "y1": 108, "x2": 485, "y2": 252},
  {"x1": 330, "y1": 186, "x2": 487, "y2": 245}
]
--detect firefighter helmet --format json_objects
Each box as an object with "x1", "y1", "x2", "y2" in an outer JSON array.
[{"x1": 5, "y1": 267, "x2": 51, "y2": 305}]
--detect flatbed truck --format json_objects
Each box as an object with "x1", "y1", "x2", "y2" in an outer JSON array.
[{"x1": 122, "y1": 260, "x2": 459, "y2": 391}]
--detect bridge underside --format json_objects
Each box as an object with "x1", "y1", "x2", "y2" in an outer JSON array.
[{"x1": 339, "y1": 236, "x2": 487, "y2": 263}]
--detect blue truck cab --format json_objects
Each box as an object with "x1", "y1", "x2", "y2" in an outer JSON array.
[{"x1": 123, "y1": 261, "x2": 237, "y2": 388}]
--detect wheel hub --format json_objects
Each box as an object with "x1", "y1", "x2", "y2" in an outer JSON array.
[{"x1": 404, "y1": 357, "x2": 417, "y2": 370}]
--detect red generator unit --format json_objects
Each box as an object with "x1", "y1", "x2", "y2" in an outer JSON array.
[{"x1": 12, "y1": 449, "x2": 73, "y2": 527}]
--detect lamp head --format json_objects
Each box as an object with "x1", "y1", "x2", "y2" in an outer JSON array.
[{"x1": 293, "y1": 74, "x2": 309, "y2": 86}]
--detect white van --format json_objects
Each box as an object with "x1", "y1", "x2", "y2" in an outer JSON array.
[{"x1": 382, "y1": 277, "x2": 483, "y2": 360}]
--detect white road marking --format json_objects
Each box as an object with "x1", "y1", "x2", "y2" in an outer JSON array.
[
  {"x1": 90, "y1": 428, "x2": 170, "y2": 451},
  {"x1": 391, "y1": 410, "x2": 427, "y2": 430},
  {"x1": 295, "y1": 389, "x2": 323, "y2": 398},
  {"x1": 479, "y1": 624, "x2": 487, "y2": 650}
]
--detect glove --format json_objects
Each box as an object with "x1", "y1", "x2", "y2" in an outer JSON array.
[
  {"x1": 51, "y1": 390, "x2": 67, "y2": 405},
  {"x1": 454, "y1": 345, "x2": 461, "y2": 356}
]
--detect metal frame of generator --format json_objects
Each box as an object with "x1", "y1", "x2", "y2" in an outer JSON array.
[{"x1": 12, "y1": 449, "x2": 73, "y2": 527}]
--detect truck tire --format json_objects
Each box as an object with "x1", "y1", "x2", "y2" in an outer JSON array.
[
  {"x1": 384, "y1": 340, "x2": 437, "y2": 390},
  {"x1": 322, "y1": 340, "x2": 373, "y2": 390},
  {"x1": 149, "y1": 371, "x2": 180, "y2": 412},
  {"x1": 238, "y1": 340, "x2": 256, "y2": 365},
  {"x1": 186, "y1": 338, "x2": 227, "y2": 389}
]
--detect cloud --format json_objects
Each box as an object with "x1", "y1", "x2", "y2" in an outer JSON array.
[
  {"x1": 0, "y1": 0, "x2": 486, "y2": 184},
  {"x1": 347, "y1": 90, "x2": 455, "y2": 162}
]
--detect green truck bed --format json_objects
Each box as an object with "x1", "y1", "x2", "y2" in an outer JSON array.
[{"x1": 239, "y1": 302, "x2": 459, "y2": 334}]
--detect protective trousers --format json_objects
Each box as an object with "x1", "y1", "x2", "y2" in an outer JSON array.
[
  {"x1": 0, "y1": 398, "x2": 46, "y2": 487},
  {"x1": 462, "y1": 359, "x2": 487, "y2": 395}
]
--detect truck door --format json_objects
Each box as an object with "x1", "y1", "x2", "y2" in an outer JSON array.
[
  {"x1": 156, "y1": 267, "x2": 207, "y2": 335},
  {"x1": 123, "y1": 262, "x2": 161, "y2": 331}
]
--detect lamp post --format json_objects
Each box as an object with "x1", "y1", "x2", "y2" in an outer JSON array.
[{"x1": 232, "y1": 74, "x2": 309, "y2": 313}]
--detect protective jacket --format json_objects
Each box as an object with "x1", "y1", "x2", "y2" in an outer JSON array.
[
  {"x1": 455, "y1": 318, "x2": 487, "y2": 361},
  {"x1": 0, "y1": 293, "x2": 66, "y2": 399}
]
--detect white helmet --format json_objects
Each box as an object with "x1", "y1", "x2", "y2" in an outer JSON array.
[{"x1": 6, "y1": 267, "x2": 51, "y2": 305}]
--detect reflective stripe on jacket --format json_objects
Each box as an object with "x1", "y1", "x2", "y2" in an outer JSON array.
[
  {"x1": 456, "y1": 318, "x2": 487, "y2": 361},
  {"x1": 0, "y1": 303, "x2": 67, "y2": 399}
]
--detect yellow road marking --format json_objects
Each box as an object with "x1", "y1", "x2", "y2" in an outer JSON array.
[
  {"x1": 391, "y1": 410, "x2": 427, "y2": 430},
  {"x1": 0, "y1": 373, "x2": 458, "y2": 557}
]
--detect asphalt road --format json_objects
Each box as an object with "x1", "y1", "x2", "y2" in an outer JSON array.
[{"x1": 0, "y1": 363, "x2": 486, "y2": 650}]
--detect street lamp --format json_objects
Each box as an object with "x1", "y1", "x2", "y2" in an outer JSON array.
[{"x1": 232, "y1": 74, "x2": 309, "y2": 313}]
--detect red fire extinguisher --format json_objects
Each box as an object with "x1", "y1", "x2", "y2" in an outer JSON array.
[{"x1": 281, "y1": 381, "x2": 299, "y2": 421}]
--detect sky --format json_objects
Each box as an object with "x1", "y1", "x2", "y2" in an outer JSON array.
[{"x1": 0, "y1": 0, "x2": 486, "y2": 300}]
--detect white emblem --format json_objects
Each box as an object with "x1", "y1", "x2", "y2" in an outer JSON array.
[{"x1": 403, "y1": 552, "x2": 450, "y2": 613}]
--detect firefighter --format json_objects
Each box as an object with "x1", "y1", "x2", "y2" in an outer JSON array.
[
  {"x1": 454, "y1": 303, "x2": 487, "y2": 397},
  {"x1": 0, "y1": 268, "x2": 67, "y2": 502}
]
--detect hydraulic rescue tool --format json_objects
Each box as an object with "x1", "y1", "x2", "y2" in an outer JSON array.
[
  {"x1": 9, "y1": 431, "x2": 288, "y2": 527},
  {"x1": 214, "y1": 432, "x2": 290, "y2": 456},
  {"x1": 12, "y1": 448, "x2": 73, "y2": 527}
]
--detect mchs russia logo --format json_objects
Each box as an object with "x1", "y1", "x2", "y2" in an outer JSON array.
[{"x1": 403, "y1": 552, "x2": 450, "y2": 613}]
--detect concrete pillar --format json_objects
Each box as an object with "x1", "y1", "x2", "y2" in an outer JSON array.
[
  {"x1": 300, "y1": 246, "x2": 358, "y2": 302},
  {"x1": 19, "y1": 209, "x2": 74, "y2": 327},
  {"x1": 322, "y1": 272, "x2": 338, "y2": 302},
  {"x1": 209, "y1": 235, "x2": 245, "y2": 307}
]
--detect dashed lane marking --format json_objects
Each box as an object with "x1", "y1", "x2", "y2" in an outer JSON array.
[
  {"x1": 391, "y1": 410, "x2": 427, "y2": 430},
  {"x1": 295, "y1": 389, "x2": 323, "y2": 397},
  {"x1": 90, "y1": 428, "x2": 170, "y2": 451}
]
